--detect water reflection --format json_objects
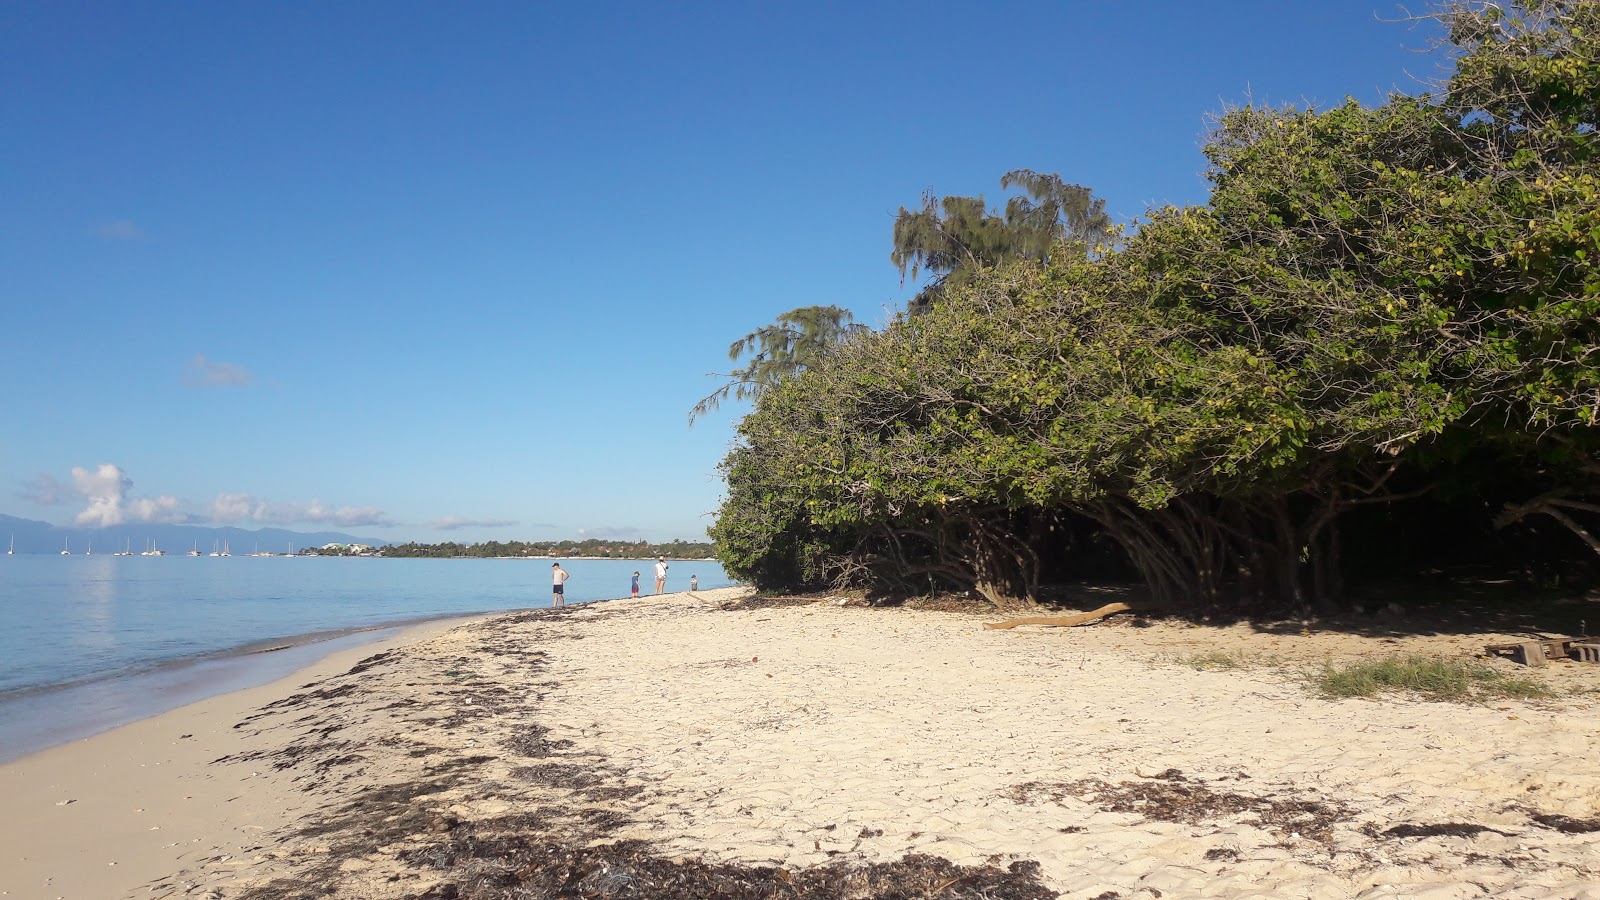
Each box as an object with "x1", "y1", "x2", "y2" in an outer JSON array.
[{"x1": 70, "y1": 556, "x2": 121, "y2": 654}]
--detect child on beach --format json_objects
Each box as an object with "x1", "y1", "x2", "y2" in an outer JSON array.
[
  {"x1": 631, "y1": 571, "x2": 640, "y2": 597},
  {"x1": 690, "y1": 575, "x2": 698, "y2": 591}
]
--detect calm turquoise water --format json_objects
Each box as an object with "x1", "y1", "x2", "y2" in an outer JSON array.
[{"x1": 0, "y1": 555, "x2": 730, "y2": 760}]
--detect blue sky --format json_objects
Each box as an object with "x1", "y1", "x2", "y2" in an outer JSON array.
[{"x1": 0, "y1": 1, "x2": 1442, "y2": 543}]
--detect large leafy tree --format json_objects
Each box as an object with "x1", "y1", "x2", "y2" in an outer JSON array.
[
  {"x1": 713, "y1": 0, "x2": 1600, "y2": 611},
  {"x1": 891, "y1": 169, "x2": 1111, "y2": 313},
  {"x1": 690, "y1": 305, "x2": 869, "y2": 423}
]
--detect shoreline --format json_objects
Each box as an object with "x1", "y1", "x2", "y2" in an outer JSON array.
[
  {"x1": 5, "y1": 588, "x2": 1598, "y2": 899},
  {"x1": 0, "y1": 611, "x2": 518, "y2": 766},
  {"x1": 0, "y1": 611, "x2": 493, "y2": 899},
  {"x1": 0, "y1": 569, "x2": 732, "y2": 765}
]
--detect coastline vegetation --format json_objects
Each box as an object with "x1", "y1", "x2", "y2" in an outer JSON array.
[
  {"x1": 377, "y1": 539, "x2": 715, "y2": 559},
  {"x1": 708, "y1": 1, "x2": 1600, "y2": 614}
]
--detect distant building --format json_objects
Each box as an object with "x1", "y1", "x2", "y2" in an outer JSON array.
[{"x1": 319, "y1": 542, "x2": 375, "y2": 555}]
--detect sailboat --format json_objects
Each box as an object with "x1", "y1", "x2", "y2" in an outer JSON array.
[
  {"x1": 115, "y1": 538, "x2": 133, "y2": 556},
  {"x1": 85, "y1": 540, "x2": 92, "y2": 556},
  {"x1": 187, "y1": 541, "x2": 203, "y2": 557},
  {"x1": 6, "y1": 534, "x2": 13, "y2": 555},
  {"x1": 221, "y1": 541, "x2": 231, "y2": 557},
  {"x1": 60, "y1": 538, "x2": 70, "y2": 556},
  {"x1": 209, "y1": 541, "x2": 221, "y2": 557}
]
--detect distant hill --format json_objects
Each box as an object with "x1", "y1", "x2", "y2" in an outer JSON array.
[{"x1": 0, "y1": 513, "x2": 390, "y2": 555}]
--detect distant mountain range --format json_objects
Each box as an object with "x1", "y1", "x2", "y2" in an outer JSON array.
[{"x1": 0, "y1": 513, "x2": 390, "y2": 555}]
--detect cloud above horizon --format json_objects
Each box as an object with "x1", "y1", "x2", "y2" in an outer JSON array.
[
  {"x1": 211, "y1": 492, "x2": 393, "y2": 528},
  {"x1": 19, "y1": 473, "x2": 72, "y2": 506},
  {"x1": 95, "y1": 220, "x2": 144, "y2": 241},
  {"x1": 432, "y1": 516, "x2": 521, "y2": 531},
  {"x1": 23, "y1": 466, "x2": 390, "y2": 530},
  {"x1": 69, "y1": 464, "x2": 188, "y2": 526},
  {"x1": 183, "y1": 354, "x2": 255, "y2": 388}
]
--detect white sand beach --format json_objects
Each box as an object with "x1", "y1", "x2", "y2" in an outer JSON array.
[{"x1": 3, "y1": 587, "x2": 1598, "y2": 899}]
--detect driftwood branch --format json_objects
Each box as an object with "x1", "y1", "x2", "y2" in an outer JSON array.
[{"x1": 983, "y1": 602, "x2": 1134, "y2": 630}]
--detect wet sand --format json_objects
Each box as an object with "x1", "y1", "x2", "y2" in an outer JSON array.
[
  {"x1": 3, "y1": 587, "x2": 1598, "y2": 899},
  {"x1": 0, "y1": 624, "x2": 439, "y2": 765}
]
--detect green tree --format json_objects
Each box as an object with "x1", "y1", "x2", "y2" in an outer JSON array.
[
  {"x1": 690, "y1": 305, "x2": 869, "y2": 423},
  {"x1": 891, "y1": 169, "x2": 1111, "y2": 313},
  {"x1": 714, "y1": 1, "x2": 1600, "y2": 611}
]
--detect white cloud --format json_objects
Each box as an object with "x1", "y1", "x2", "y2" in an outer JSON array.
[
  {"x1": 127, "y1": 495, "x2": 187, "y2": 523},
  {"x1": 183, "y1": 354, "x2": 255, "y2": 388},
  {"x1": 210, "y1": 492, "x2": 256, "y2": 522},
  {"x1": 71, "y1": 464, "x2": 132, "y2": 526},
  {"x1": 67, "y1": 464, "x2": 186, "y2": 526},
  {"x1": 210, "y1": 493, "x2": 393, "y2": 528},
  {"x1": 433, "y1": 516, "x2": 520, "y2": 531},
  {"x1": 19, "y1": 473, "x2": 72, "y2": 505},
  {"x1": 96, "y1": 220, "x2": 144, "y2": 240}
]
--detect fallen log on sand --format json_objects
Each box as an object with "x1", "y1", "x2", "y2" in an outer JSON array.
[{"x1": 983, "y1": 601, "x2": 1133, "y2": 630}]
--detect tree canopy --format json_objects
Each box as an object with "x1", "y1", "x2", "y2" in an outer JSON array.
[
  {"x1": 711, "y1": 0, "x2": 1600, "y2": 612},
  {"x1": 891, "y1": 169, "x2": 1112, "y2": 313},
  {"x1": 690, "y1": 305, "x2": 869, "y2": 423}
]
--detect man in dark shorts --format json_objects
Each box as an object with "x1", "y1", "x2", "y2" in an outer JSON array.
[{"x1": 552, "y1": 562, "x2": 570, "y2": 607}]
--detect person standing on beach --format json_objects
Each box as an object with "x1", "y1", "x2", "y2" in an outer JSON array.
[
  {"x1": 631, "y1": 571, "x2": 640, "y2": 597},
  {"x1": 653, "y1": 557, "x2": 668, "y2": 594},
  {"x1": 552, "y1": 562, "x2": 570, "y2": 607},
  {"x1": 690, "y1": 575, "x2": 698, "y2": 592}
]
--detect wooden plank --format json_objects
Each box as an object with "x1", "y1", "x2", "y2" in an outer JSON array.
[{"x1": 983, "y1": 602, "x2": 1133, "y2": 630}]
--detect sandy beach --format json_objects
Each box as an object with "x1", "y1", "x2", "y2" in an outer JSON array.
[{"x1": 3, "y1": 586, "x2": 1598, "y2": 899}]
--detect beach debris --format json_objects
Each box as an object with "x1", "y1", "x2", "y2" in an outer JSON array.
[
  {"x1": 1484, "y1": 636, "x2": 1599, "y2": 666},
  {"x1": 55, "y1": 799, "x2": 75, "y2": 806},
  {"x1": 395, "y1": 831, "x2": 1058, "y2": 900},
  {"x1": 504, "y1": 724, "x2": 574, "y2": 757},
  {"x1": 984, "y1": 602, "x2": 1134, "y2": 630},
  {"x1": 1007, "y1": 770, "x2": 1353, "y2": 846},
  {"x1": 1528, "y1": 812, "x2": 1600, "y2": 834},
  {"x1": 1372, "y1": 822, "x2": 1516, "y2": 839},
  {"x1": 173, "y1": 611, "x2": 1061, "y2": 900},
  {"x1": 721, "y1": 594, "x2": 820, "y2": 611}
]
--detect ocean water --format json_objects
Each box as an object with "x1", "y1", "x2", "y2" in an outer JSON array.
[{"x1": 0, "y1": 554, "x2": 730, "y2": 761}]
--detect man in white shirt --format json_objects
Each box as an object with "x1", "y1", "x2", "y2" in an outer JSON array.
[
  {"x1": 552, "y1": 562, "x2": 570, "y2": 607},
  {"x1": 653, "y1": 557, "x2": 668, "y2": 594}
]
